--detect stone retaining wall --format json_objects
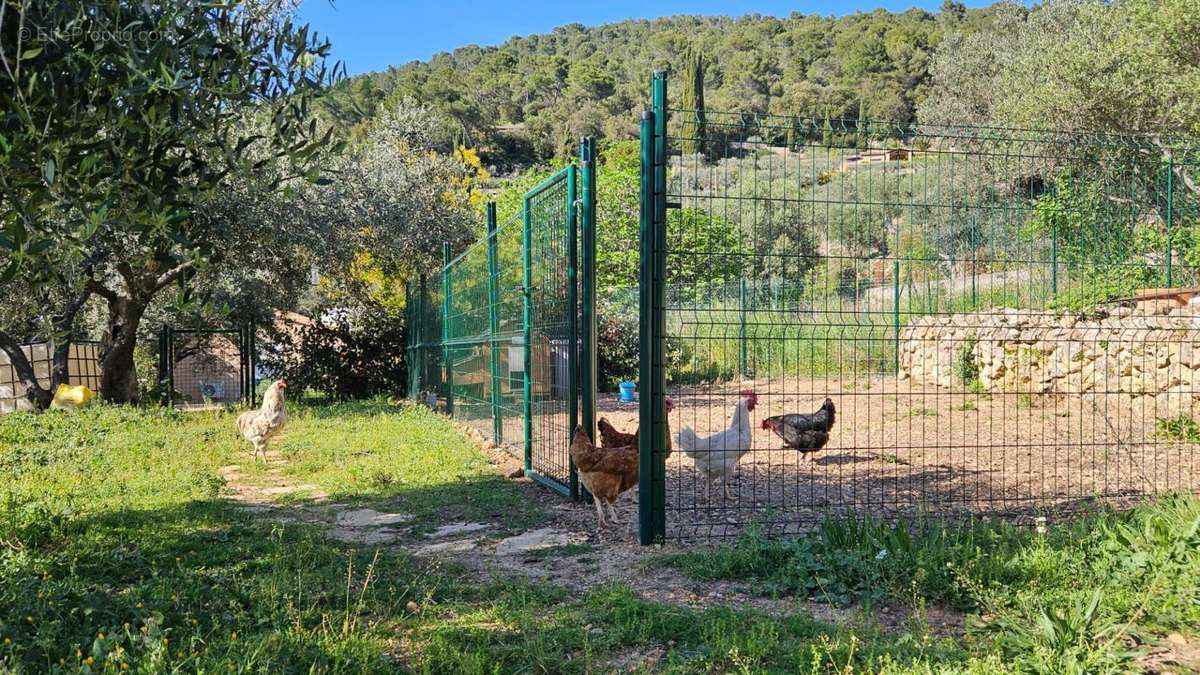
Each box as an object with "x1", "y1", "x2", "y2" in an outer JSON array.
[{"x1": 899, "y1": 308, "x2": 1200, "y2": 417}]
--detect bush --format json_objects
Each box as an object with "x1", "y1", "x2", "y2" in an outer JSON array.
[
  {"x1": 596, "y1": 294, "x2": 690, "y2": 391},
  {"x1": 262, "y1": 305, "x2": 407, "y2": 401}
]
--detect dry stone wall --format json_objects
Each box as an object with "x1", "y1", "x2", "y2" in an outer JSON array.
[{"x1": 899, "y1": 307, "x2": 1200, "y2": 418}]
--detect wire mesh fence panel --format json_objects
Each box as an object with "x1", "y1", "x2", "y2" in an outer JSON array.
[
  {"x1": 445, "y1": 208, "x2": 527, "y2": 456},
  {"x1": 643, "y1": 72, "x2": 1200, "y2": 541},
  {"x1": 168, "y1": 330, "x2": 247, "y2": 408},
  {"x1": 524, "y1": 167, "x2": 579, "y2": 495}
]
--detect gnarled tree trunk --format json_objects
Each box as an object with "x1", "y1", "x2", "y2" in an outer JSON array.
[
  {"x1": 0, "y1": 331, "x2": 52, "y2": 409},
  {"x1": 98, "y1": 295, "x2": 147, "y2": 405}
]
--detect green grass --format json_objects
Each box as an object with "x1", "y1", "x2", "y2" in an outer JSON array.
[
  {"x1": 662, "y1": 500, "x2": 1200, "y2": 673},
  {"x1": 3, "y1": 402, "x2": 1198, "y2": 672}
]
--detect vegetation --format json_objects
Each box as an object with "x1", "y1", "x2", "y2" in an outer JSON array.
[
  {"x1": 318, "y1": 5, "x2": 1001, "y2": 163},
  {"x1": 0, "y1": 0, "x2": 338, "y2": 406},
  {"x1": 1, "y1": 402, "x2": 1197, "y2": 672},
  {"x1": 664, "y1": 498, "x2": 1200, "y2": 673}
]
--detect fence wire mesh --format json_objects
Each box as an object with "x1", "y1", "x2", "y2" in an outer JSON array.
[
  {"x1": 642, "y1": 73, "x2": 1200, "y2": 541},
  {"x1": 443, "y1": 209, "x2": 526, "y2": 454},
  {"x1": 411, "y1": 162, "x2": 589, "y2": 498}
]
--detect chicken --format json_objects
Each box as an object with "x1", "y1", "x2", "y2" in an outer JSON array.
[
  {"x1": 598, "y1": 398, "x2": 675, "y2": 452},
  {"x1": 676, "y1": 390, "x2": 757, "y2": 502},
  {"x1": 236, "y1": 379, "x2": 288, "y2": 462},
  {"x1": 762, "y1": 398, "x2": 836, "y2": 459},
  {"x1": 570, "y1": 426, "x2": 637, "y2": 527}
]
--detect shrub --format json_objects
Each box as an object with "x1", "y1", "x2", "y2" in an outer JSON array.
[
  {"x1": 262, "y1": 305, "x2": 408, "y2": 401},
  {"x1": 956, "y1": 334, "x2": 980, "y2": 387}
]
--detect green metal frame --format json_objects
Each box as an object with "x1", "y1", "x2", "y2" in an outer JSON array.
[
  {"x1": 486, "y1": 203, "x2": 504, "y2": 443},
  {"x1": 638, "y1": 72, "x2": 670, "y2": 544},
  {"x1": 407, "y1": 141, "x2": 597, "y2": 502}
]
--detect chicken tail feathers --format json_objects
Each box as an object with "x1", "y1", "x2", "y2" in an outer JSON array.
[{"x1": 676, "y1": 426, "x2": 701, "y2": 457}]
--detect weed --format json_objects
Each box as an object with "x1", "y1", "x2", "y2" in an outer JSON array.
[
  {"x1": 955, "y1": 335, "x2": 981, "y2": 388},
  {"x1": 1155, "y1": 415, "x2": 1200, "y2": 443}
]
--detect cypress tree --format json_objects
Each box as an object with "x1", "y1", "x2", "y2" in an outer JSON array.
[
  {"x1": 822, "y1": 112, "x2": 834, "y2": 148},
  {"x1": 680, "y1": 47, "x2": 707, "y2": 158}
]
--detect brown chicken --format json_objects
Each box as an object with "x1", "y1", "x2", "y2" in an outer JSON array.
[
  {"x1": 597, "y1": 398, "x2": 674, "y2": 453},
  {"x1": 573, "y1": 401, "x2": 674, "y2": 528},
  {"x1": 570, "y1": 426, "x2": 637, "y2": 527}
]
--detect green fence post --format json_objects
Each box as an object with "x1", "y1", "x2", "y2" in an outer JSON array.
[
  {"x1": 1051, "y1": 223, "x2": 1058, "y2": 298},
  {"x1": 651, "y1": 72, "x2": 668, "y2": 543},
  {"x1": 1167, "y1": 156, "x2": 1175, "y2": 287},
  {"x1": 637, "y1": 70, "x2": 668, "y2": 545},
  {"x1": 893, "y1": 259, "x2": 901, "y2": 376},
  {"x1": 442, "y1": 243, "x2": 454, "y2": 417},
  {"x1": 417, "y1": 274, "x2": 427, "y2": 399},
  {"x1": 580, "y1": 137, "x2": 598, "y2": 450},
  {"x1": 486, "y1": 203, "x2": 504, "y2": 444},
  {"x1": 739, "y1": 278, "x2": 748, "y2": 377},
  {"x1": 580, "y1": 137, "x2": 598, "y2": 504},
  {"x1": 638, "y1": 108, "x2": 657, "y2": 545},
  {"x1": 522, "y1": 195, "x2": 534, "y2": 474},
  {"x1": 566, "y1": 164, "x2": 581, "y2": 500}
]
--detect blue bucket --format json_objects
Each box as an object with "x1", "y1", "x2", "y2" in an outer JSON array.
[{"x1": 618, "y1": 381, "x2": 637, "y2": 402}]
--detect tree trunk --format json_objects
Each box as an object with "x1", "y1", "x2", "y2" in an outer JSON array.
[
  {"x1": 0, "y1": 330, "x2": 52, "y2": 409},
  {"x1": 99, "y1": 296, "x2": 147, "y2": 404}
]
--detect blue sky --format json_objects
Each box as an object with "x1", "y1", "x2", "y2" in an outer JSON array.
[{"x1": 298, "y1": 0, "x2": 998, "y2": 75}]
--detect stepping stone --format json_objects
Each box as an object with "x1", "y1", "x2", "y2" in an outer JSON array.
[
  {"x1": 335, "y1": 509, "x2": 413, "y2": 528},
  {"x1": 428, "y1": 522, "x2": 490, "y2": 538},
  {"x1": 494, "y1": 528, "x2": 586, "y2": 556}
]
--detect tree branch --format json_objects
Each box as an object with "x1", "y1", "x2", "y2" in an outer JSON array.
[
  {"x1": 154, "y1": 260, "x2": 195, "y2": 291},
  {"x1": 87, "y1": 279, "x2": 119, "y2": 303}
]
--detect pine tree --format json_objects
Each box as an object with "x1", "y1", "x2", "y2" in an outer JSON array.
[{"x1": 680, "y1": 47, "x2": 707, "y2": 158}]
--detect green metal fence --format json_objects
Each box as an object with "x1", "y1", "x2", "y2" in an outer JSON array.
[
  {"x1": 409, "y1": 140, "x2": 597, "y2": 499},
  {"x1": 638, "y1": 71, "x2": 1200, "y2": 542}
]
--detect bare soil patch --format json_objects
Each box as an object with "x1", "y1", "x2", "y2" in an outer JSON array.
[{"x1": 583, "y1": 377, "x2": 1200, "y2": 539}]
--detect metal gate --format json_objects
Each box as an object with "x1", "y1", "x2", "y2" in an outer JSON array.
[
  {"x1": 638, "y1": 71, "x2": 1200, "y2": 542},
  {"x1": 160, "y1": 325, "x2": 256, "y2": 408},
  {"x1": 410, "y1": 139, "x2": 597, "y2": 499}
]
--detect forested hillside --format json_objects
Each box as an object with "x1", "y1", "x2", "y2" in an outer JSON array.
[{"x1": 318, "y1": 2, "x2": 998, "y2": 165}]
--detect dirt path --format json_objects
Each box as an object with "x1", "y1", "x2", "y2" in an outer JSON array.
[{"x1": 215, "y1": 431, "x2": 965, "y2": 640}]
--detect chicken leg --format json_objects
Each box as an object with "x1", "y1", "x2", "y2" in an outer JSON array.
[
  {"x1": 592, "y1": 496, "x2": 608, "y2": 527},
  {"x1": 605, "y1": 500, "x2": 621, "y2": 525}
]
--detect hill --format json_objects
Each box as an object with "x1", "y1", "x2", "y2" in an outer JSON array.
[{"x1": 317, "y1": 3, "x2": 1003, "y2": 167}]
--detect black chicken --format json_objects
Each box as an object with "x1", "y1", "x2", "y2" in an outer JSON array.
[{"x1": 761, "y1": 398, "x2": 836, "y2": 459}]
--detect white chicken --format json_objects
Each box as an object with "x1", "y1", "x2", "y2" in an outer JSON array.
[
  {"x1": 677, "y1": 389, "x2": 758, "y2": 502},
  {"x1": 237, "y1": 379, "x2": 288, "y2": 462}
]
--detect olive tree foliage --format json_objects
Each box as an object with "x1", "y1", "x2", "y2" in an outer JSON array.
[
  {"x1": 303, "y1": 99, "x2": 478, "y2": 290},
  {"x1": 921, "y1": 0, "x2": 1200, "y2": 193},
  {"x1": 0, "y1": 0, "x2": 339, "y2": 406}
]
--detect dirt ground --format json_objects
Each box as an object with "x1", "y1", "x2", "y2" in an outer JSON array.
[{"x1": 477, "y1": 376, "x2": 1200, "y2": 541}]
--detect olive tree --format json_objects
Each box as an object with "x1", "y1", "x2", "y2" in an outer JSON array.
[{"x1": 0, "y1": 0, "x2": 338, "y2": 405}]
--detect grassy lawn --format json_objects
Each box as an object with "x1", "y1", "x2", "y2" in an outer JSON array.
[{"x1": 1, "y1": 401, "x2": 1198, "y2": 673}]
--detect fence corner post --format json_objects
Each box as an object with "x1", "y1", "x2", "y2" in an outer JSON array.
[
  {"x1": 566, "y1": 165, "x2": 581, "y2": 500},
  {"x1": 639, "y1": 70, "x2": 669, "y2": 546},
  {"x1": 442, "y1": 242, "x2": 454, "y2": 417},
  {"x1": 580, "y1": 136, "x2": 598, "y2": 490}
]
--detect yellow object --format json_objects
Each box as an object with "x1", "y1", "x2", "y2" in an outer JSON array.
[{"x1": 50, "y1": 383, "x2": 96, "y2": 410}]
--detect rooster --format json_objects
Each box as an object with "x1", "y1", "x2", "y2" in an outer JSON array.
[
  {"x1": 676, "y1": 390, "x2": 757, "y2": 502},
  {"x1": 597, "y1": 398, "x2": 674, "y2": 454},
  {"x1": 761, "y1": 398, "x2": 836, "y2": 459},
  {"x1": 237, "y1": 379, "x2": 288, "y2": 462},
  {"x1": 570, "y1": 426, "x2": 637, "y2": 528}
]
